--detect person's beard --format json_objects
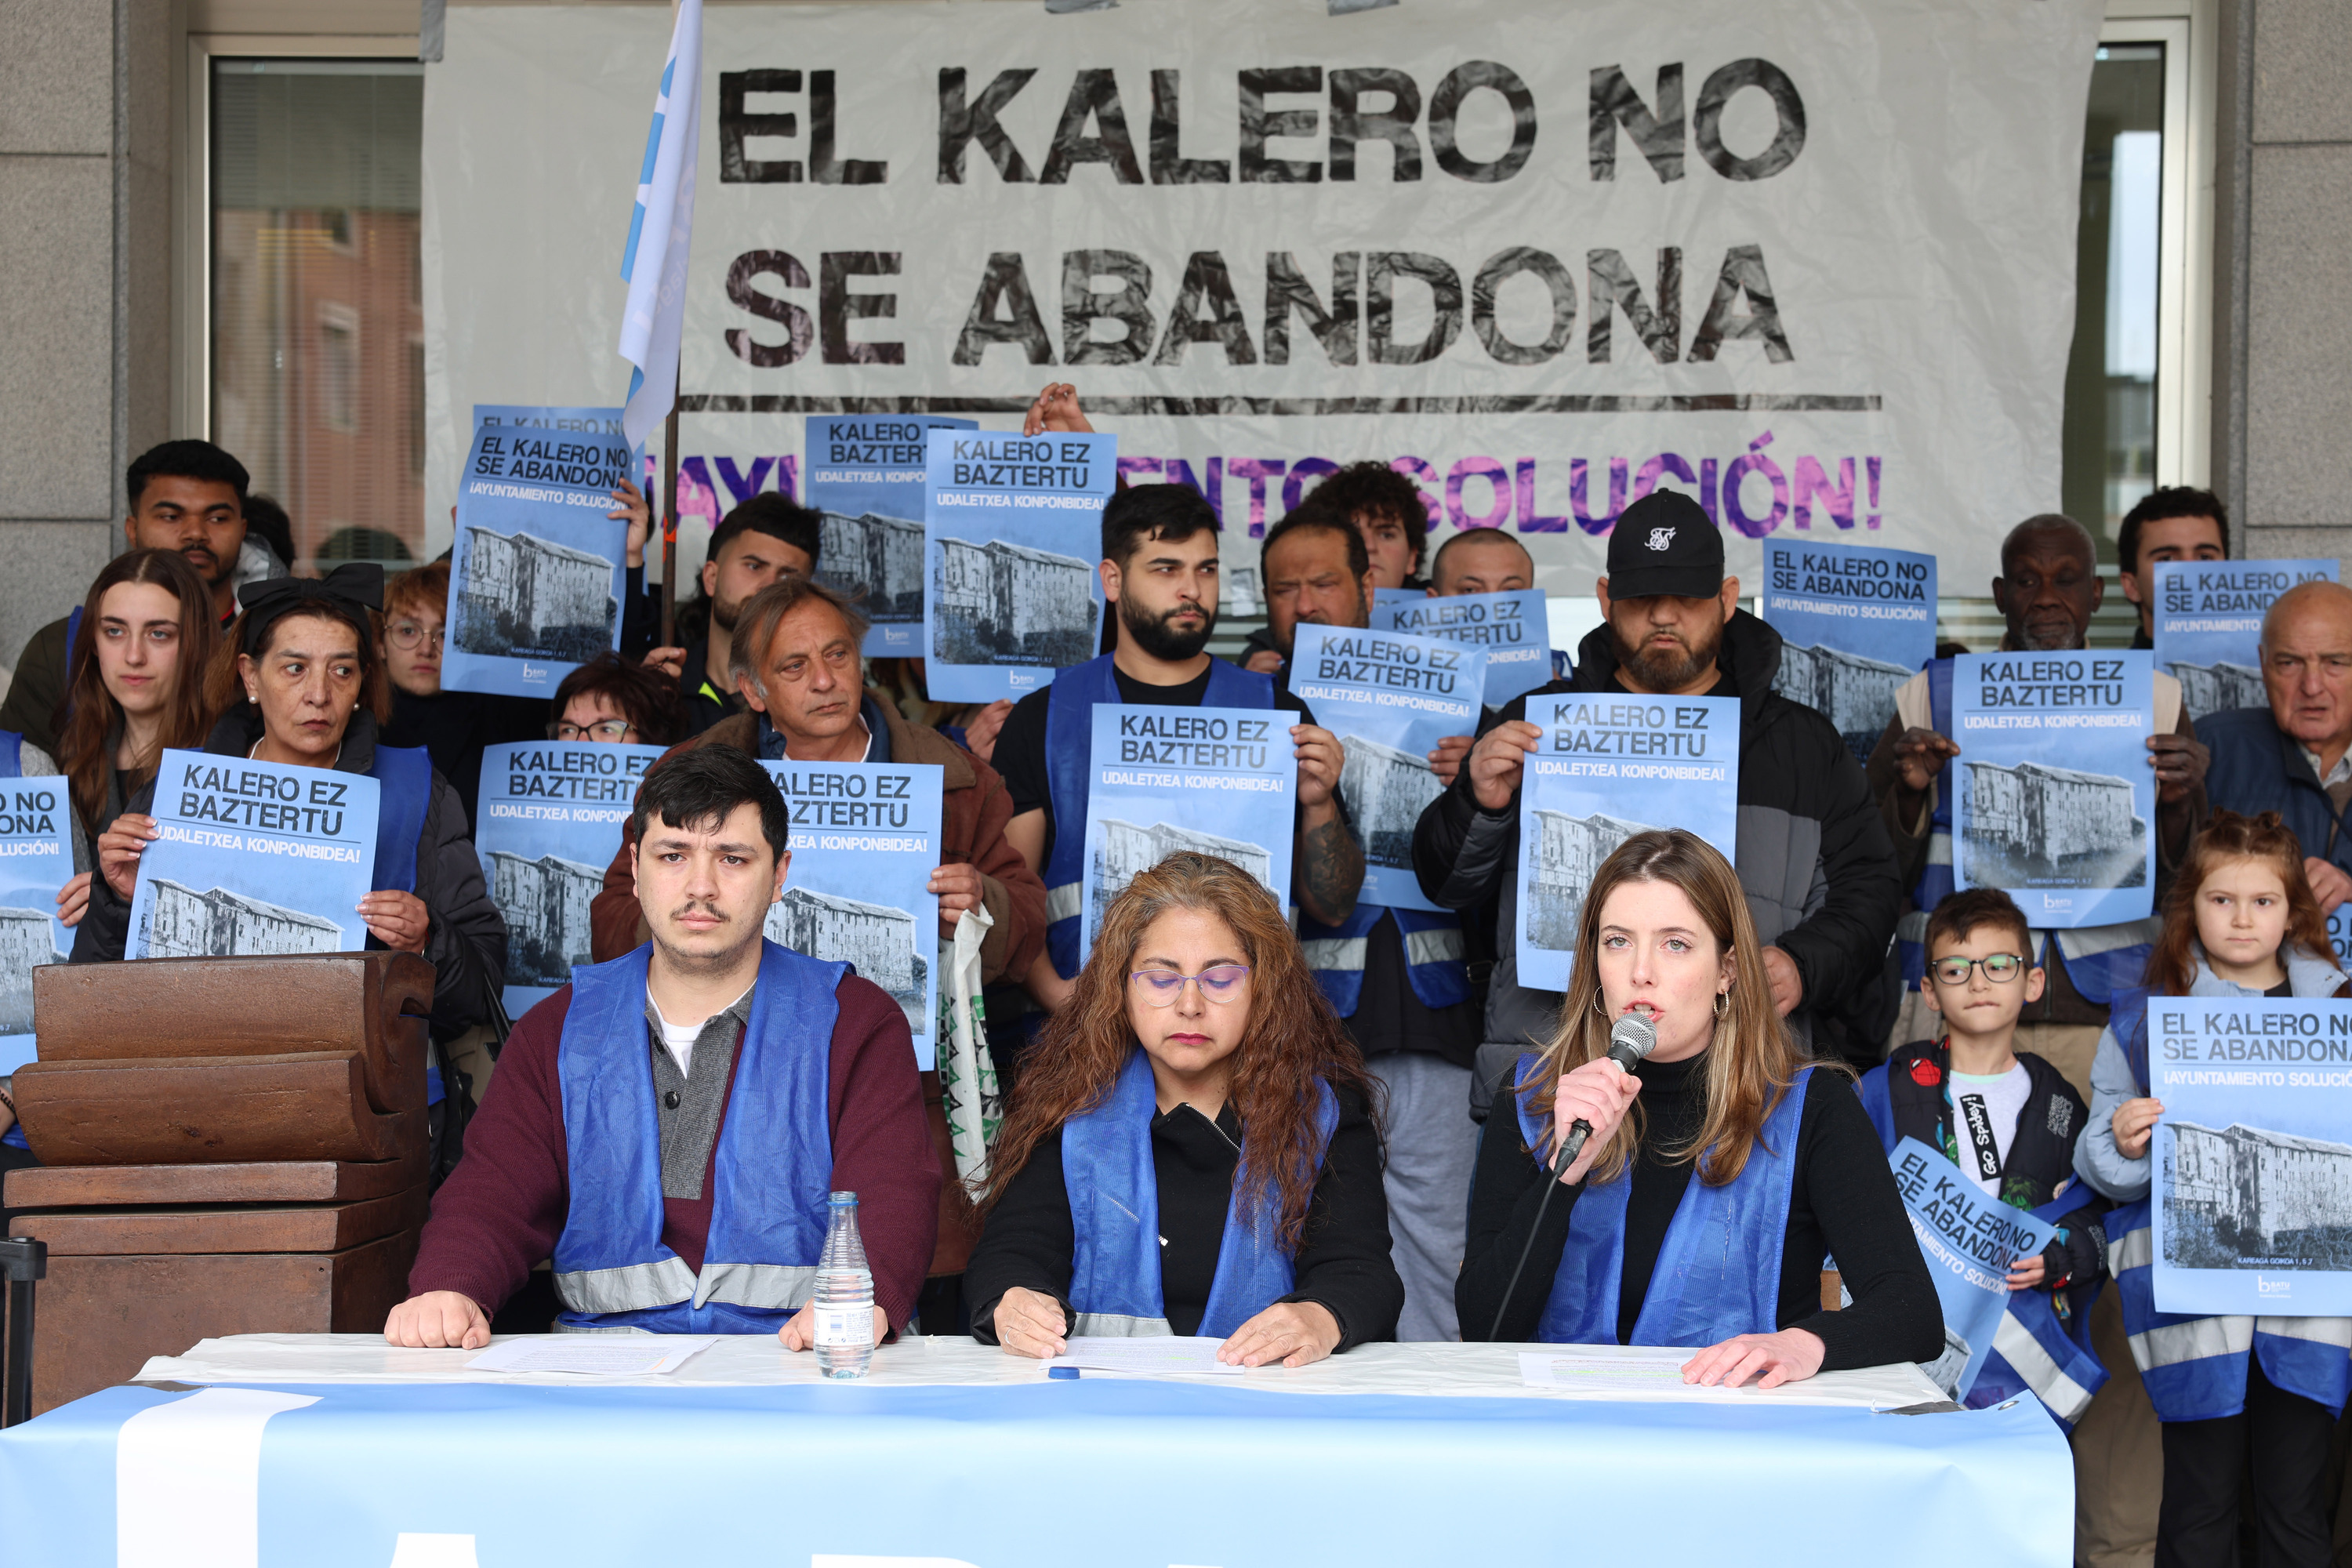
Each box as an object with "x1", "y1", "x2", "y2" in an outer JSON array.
[
  {"x1": 1120, "y1": 594, "x2": 1215, "y2": 661},
  {"x1": 711, "y1": 594, "x2": 741, "y2": 634},
  {"x1": 1614, "y1": 615, "x2": 1722, "y2": 691}
]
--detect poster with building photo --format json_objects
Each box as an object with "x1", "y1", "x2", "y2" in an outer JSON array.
[
  {"x1": 1514, "y1": 695, "x2": 1740, "y2": 992},
  {"x1": 474, "y1": 740, "x2": 666, "y2": 1018},
  {"x1": 1951, "y1": 652, "x2": 2155, "y2": 929},
  {"x1": 441, "y1": 416, "x2": 633, "y2": 700},
  {"x1": 0, "y1": 777, "x2": 73, "y2": 1073},
  {"x1": 1889, "y1": 1137, "x2": 2056, "y2": 1399},
  {"x1": 125, "y1": 750, "x2": 376, "y2": 960},
  {"x1": 1287, "y1": 623, "x2": 1485, "y2": 913},
  {"x1": 760, "y1": 760, "x2": 945, "y2": 1070},
  {"x1": 1760, "y1": 539, "x2": 1936, "y2": 761},
  {"x1": 2151, "y1": 998, "x2": 2352, "y2": 1316},
  {"x1": 804, "y1": 416, "x2": 977, "y2": 656},
  {"x1": 1077, "y1": 705, "x2": 1297, "y2": 967},
  {"x1": 924, "y1": 430, "x2": 1117, "y2": 704},
  {"x1": 2153, "y1": 559, "x2": 2339, "y2": 722},
  {"x1": 1374, "y1": 589, "x2": 1552, "y2": 710}
]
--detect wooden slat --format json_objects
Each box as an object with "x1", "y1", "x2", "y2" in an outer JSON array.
[
  {"x1": 13, "y1": 1052, "x2": 421, "y2": 1166},
  {"x1": 11, "y1": 1187, "x2": 426, "y2": 1256},
  {"x1": 2, "y1": 1154, "x2": 423, "y2": 1210}
]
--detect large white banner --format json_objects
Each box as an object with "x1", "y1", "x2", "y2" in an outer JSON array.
[{"x1": 423, "y1": 0, "x2": 2100, "y2": 595}]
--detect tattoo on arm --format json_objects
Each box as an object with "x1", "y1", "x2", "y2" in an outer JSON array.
[{"x1": 1298, "y1": 813, "x2": 1365, "y2": 926}]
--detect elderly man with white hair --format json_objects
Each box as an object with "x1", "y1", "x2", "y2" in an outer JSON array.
[{"x1": 2198, "y1": 578, "x2": 2352, "y2": 915}]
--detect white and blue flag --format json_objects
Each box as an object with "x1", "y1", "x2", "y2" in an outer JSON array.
[{"x1": 616, "y1": 0, "x2": 703, "y2": 451}]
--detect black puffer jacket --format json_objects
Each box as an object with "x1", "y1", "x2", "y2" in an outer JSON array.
[
  {"x1": 71, "y1": 708, "x2": 508, "y2": 1043},
  {"x1": 1412, "y1": 610, "x2": 1903, "y2": 1107}
]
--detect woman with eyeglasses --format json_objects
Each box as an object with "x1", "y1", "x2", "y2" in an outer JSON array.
[
  {"x1": 546, "y1": 652, "x2": 683, "y2": 747},
  {"x1": 377, "y1": 560, "x2": 546, "y2": 833},
  {"x1": 964, "y1": 852, "x2": 1401, "y2": 1367},
  {"x1": 1457, "y1": 830, "x2": 1941, "y2": 1387}
]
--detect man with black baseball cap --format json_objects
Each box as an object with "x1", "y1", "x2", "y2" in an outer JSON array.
[{"x1": 1411, "y1": 490, "x2": 1904, "y2": 1107}]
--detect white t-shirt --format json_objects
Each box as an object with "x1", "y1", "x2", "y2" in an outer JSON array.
[
  {"x1": 648, "y1": 984, "x2": 754, "y2": 1079},
  {"x1": 1948, "y1": 1063, "x2": 2031, "y2": 1197}
]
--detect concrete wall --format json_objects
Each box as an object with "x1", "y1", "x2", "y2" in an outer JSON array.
[{"x1": 2214, "y1": 0, "x2": 2352, "y2": 570}]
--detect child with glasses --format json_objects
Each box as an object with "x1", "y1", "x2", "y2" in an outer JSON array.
[
  {"x1": 962, "y1": 852, "x2": 1401, "y2": 1367},
  {"x1": 1857, "y1": 887, "x2": 2111, "y2": 1423},
  {"x1": 2074, "y1": 811, "x2": 2350, "y2": 1568}
]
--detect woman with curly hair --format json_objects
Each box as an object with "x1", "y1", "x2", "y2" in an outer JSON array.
[{"x1": 964, "y1": 851, "x2": 1401, "y2": 1367}]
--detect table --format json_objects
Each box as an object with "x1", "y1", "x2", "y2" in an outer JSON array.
[{"x1": 1, "y1": 1335, "x2": 2072, "y2": 1568}]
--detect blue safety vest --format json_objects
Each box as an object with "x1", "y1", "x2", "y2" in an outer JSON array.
[
  {"x1": 1896, "y1": 659, "x2": 2158, "y2": 1006},
  {"x1": 1515, "y1": 1054, "x2": 1810, "y2": 1345},
  {"x1": 550, "y1": 940, "x2": 841, "y2": 1333},
  {"x1": 1855, "y1": 1063, "x2": 2110, "y2": 1428},
  {"x1": 1296, "y1": 903, "x2": 1470, "y2": 1016},
  {"x1": 1043, "y1": 655, "x2": 1276, "y2": 979},
  {"x1": 2100, "y1": 989, "x2": 2352, "y2": 1421},
  {"x1": 1062, "y1": 1047, "x2": 1340, "y2": 1338}
]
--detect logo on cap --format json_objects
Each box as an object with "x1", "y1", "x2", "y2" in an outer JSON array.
[{"x1": 1646, "y1": 527, "x2": 1676, "y2": 552}]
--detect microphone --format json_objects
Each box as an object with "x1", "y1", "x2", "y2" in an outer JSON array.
[
  {"x1": 1548, "y1": 1012, "x2": 1661, "y2": 1180},
  {"x1": 1486, "y1": 1010, "x2": 1659, "y2": 1341}
]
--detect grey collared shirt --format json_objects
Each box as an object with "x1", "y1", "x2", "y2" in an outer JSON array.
[
  {"x1": 2299, "y1": 743, "x2": 2352, "y2": 792},
  {"x1": 644, "y1": 985, "x2": 757, "y2": 1200}
]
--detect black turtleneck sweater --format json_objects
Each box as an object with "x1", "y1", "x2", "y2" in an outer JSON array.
[{"x1": 1457, "y1": 1051, "x2": 1944, "y2": 1368}]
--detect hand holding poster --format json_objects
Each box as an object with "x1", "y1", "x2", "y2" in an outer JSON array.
[
  {"x1": 1079, "y1": 705, "x2": 1298, "y2": 965},
  {"x1": 2151, "y1": 998, "x2": 2352, "y2": 1316},
  {"x1": 1889, "y1": 1137, "x2": 2056, "y2": 1399},
  {"x1": 0, "y1": 778, "x2": 71, "y2": 1072},
  {"x1": 1288, "y1": 623, "x2": 1485, "y2": 912},
  {"x1": 924, "y1": 430, "x2": 1117, "y2": 704},
  {"x1": 1515, "y1": 694, "x2": 1739, "y2": 991},
  {"x1": 804, "y1": 415, "x2": 977, "y2": 655},
  {"x1": 2154, "y1": 559, "x2": 2340, "y2": 721},
  {"x1": 475, "y1": 741, "x2": 667, "y2": 1018},
  {"x1": 125, "y1": 750, "x2": 377, "y2": 958},
  {"x1": 1951, "y1": 652, "x2": 2155, "y2": 928},
  {"x1": 1761, "y1": 539, "x2": 1935, "y2": 760},
  {"x1": 760, "y1": 760, "x2": 945, "y2": 1069},
  {"x1": 1376, "y1": 589, "x2": 1552, "y2": 710},
  {"x1": 444, "y1": 414, "x2": 635, "y2": 699}
]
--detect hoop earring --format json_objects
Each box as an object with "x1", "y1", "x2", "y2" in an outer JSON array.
[
  {"x1": 1714, "y1": 991, "x2": 1729, "y2": 1018},
  {"x1": 1591, "y1": 990, "x2": 1609, "y2": 1019}
]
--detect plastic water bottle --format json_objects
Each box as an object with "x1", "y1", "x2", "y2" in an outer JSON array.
[{"x1": 813, "y1": 1191, "x2": 876, "y2": 1379}]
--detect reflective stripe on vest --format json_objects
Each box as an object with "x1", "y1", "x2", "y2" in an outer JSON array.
[
  {"x1": 366, "y1": 743, "x2": 433, "y2": 896},
  {"x1": 2105, "y1": 1202, "x2": 2352, "y2": 1421},
  {"x1": 1894, "y1": 658, "x2": 2151, "y2": 1005},
  {"x1": 1062, "y1": 1047, "x2": 1339, "y2": 1339},
  {"x1": 1043, "y1": 655, "x2": 1276, "y2": 979},
  {"x1": 1515, "y1": 1053, "x2": 1808, "y2": 1346},
  {"x1": 1296, "y1": 903, "x2": 1469, "y2": 1018},
  {"x1": 0, "y1": 730, "x2": 20, "y2": 779},
  {"x1": 551, "y1": 939, "x2": 841, "y2": 1332}
]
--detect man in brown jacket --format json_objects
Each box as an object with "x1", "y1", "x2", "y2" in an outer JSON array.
[{"x1": 589, "y1": 575, "x2": 1047, "y2": 1308}]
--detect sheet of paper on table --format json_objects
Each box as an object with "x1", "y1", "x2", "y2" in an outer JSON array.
[
  {"x1": 1046, "y1": 1337, "x2": 1247, "y2": 1376},
  {"x1": 466, "y1": 1336, "x2": 720, "y2": 1376},
  {"x1": 1519, "y1": 1352, "x2": 1693, "y2": 1392}
]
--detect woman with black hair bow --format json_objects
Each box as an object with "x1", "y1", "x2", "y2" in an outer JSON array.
[{"x1": 72, "y1": 564, "x2": 509, "y2": 1054}]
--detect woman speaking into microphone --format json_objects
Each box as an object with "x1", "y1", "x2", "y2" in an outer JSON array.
[{"x1": 1457, "y1": 830, "x2": 1941, "y2": 1387}]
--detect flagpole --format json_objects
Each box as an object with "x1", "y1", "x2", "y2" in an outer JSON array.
[{"x1": 660, "y1": 379, "x2": 680, "y2": 648}]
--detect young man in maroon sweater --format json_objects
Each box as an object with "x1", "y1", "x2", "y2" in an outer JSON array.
[{"x1": 385, "y1": 746, "x2": 939, "y2": 1349}]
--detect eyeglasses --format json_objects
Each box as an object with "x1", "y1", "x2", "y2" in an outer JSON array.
[
  {"x1": 1929, "y1": 953, "x2": 2030, "y2": 987},
  {"x1": 386, "y1": 619, "x2": 442, "y2": 651},
  {"x1": 1128, "y1": 964, "x2": 1251, "y2": 1007},
  {"x1": 550, "y1": 719, "x2": 637, "y2": 742}
]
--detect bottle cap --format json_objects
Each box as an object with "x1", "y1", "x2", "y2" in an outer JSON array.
[{"x1": 1047, "y1": 1365, "x2": 1080, "y2": 1380}]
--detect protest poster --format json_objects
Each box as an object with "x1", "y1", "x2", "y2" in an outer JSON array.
[
  {"x1": 1287, "y1": 622, "x2": 1484, "y2": 912},
  {"x1": 1376, "y1": 588, "x2": 1552, "y2": 709},
  {"x1": 474, "y1": 404, "x2": 627, "y2": 442},
  {"x1": 1888, "y1": 1137, "x2": 2056, "y2": 1399},
  {"x1": 2332, "y1": 906, "x2": 2350, "y2": 971},
  {"x1": 1951, "y1": 652, "x2": 2154, "y2": 928},
  {"x1": 924, "y1": 430, "x2": 1117, "y2": 704},
  {"x1": 2153, "y1": 559, "x2": 2339, "y2": 722},
  {"x1": 125, "y1": 750, "x2": 376, "y2": 960},
  {"x1": 1761, "y1": 539, "x2": 1936, "y2": 760},
  {"x1": 2150, "y1": 997, "x2": 2352, "y2": 1316},
  {"x1": 1515, "y1": 694, "x2": 1739, "y2": 991},
  {"x1": 760, "y1": 760, "x2": 945, "y2": 1069},
  {"x1": 1078, "y1": 705, "x2": 1298, "y2": 965},
  {"x1": 474, "y1": 741, "x2": 665, "y2": 1018},
  {"x1": 0, "y1": 775, "x2": 72, "y2": 1072},
  {"x1": 804, "y1": 415, "x2": 978, "y2": 656},
  {"x1": 442, "y1": 416, "x2": 633, "y2": 700}
]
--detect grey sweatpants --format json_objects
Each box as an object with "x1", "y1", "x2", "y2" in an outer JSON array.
[{"x1": 1367, "y1": 1051, "x2": 1481, "y2": 1342}]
